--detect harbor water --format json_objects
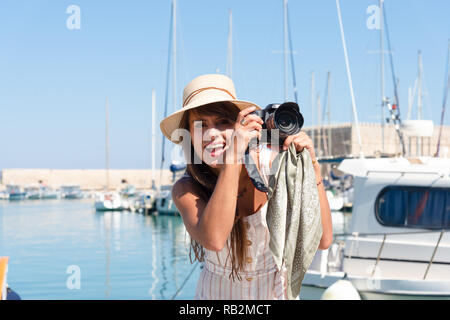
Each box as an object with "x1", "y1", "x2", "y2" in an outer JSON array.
[{"x1": 0, "y1": 198, "x2": 350, "y2": 300}]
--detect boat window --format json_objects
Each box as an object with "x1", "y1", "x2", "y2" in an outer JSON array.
[{"x1": 375, "y1": 186, "x2": 450, "y2": 229}]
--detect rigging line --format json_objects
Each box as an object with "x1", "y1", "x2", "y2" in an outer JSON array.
[
  {"x1": 286, "y1": 0, "x2": 298, "y2": 104},
  {"x1": 322, "y1": 72, "x2": 330, "y2": 157},
  {"x1": 335, "y1": 0, "x2": 364, "y2": 158},
  {"x1": 170, "y1": 260, "x2": 200, "y2": 300},
  {"x1": 421, "y1": 67, "x2": 433, "y2": 119},
  {"x1": 382, "y1": 3, "x2": 406, "y2": 156},
  {"x1": 382, "y1": 3, "x2": 400, "y2": 112},
  {"x1": 160, "y1": 1, "x2": 174, "y2": 183},
  {"x1": 322, "y1": 73, "x2": 329, "y2": 123},
  {"x1": 435, "y1": 40, "x2": 450, "y2": 157}
]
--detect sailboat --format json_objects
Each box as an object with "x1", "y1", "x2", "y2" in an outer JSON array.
[
  {"x1": 155, "y1": 0, "x2": 185, "y2": 216},
  {"x1": 95, "y1": 97, "x2": 126, "y2": 212},
  {"x1": 301, "y1": 0, "x2": 450, "y2": 300},
  {"x1": 130, "y1": 89, "x2": 159, "y2": 215}
]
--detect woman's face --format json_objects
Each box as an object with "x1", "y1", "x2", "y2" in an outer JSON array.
[{"x1": 188, "y1": 111, "x2": 235, "y2": 170}]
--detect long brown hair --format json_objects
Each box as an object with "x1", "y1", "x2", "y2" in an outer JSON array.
[{"x1": 178, "y1": 101, "x2": 249, "y2": 281}]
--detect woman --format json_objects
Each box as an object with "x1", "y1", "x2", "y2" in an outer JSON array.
[{"x1": 160, "y1": 74, "x2": 332, "y2": 300}]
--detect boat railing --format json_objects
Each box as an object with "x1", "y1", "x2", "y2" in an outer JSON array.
[
  {"x1": 365, "y1": 170, "x2": 447, "y2": 178},
  {"x1": 333, "y1": 229, "x2": 447, "y2": 279}
]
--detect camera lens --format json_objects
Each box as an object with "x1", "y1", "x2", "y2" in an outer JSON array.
[
  {"x1": 277, "y1": 112, "x2": 297, "y2": 132},
  {"x1": 274, "y1": 103, "x2": 303, "y2": 136}
]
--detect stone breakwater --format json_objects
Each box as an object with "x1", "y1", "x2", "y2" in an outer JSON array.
[{"x1": 0, "y1": 169, "x2": 176, "y2": 190}]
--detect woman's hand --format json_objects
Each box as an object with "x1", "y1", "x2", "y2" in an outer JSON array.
[
  {"x1": 282, "y1": 131, "x2": 318, "y2": 163},
  {"x1": 225, "y1": 106, "x2": 263, "y2": 164}
]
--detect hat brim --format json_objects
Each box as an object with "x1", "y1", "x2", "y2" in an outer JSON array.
[{"x1": 160, "y1": 99, "x2": 261, "y2": 144}]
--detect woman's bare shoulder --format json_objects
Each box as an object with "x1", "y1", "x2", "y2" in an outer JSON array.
[
  {"x1": 172, "y1": 176, "x2": 208, "y2": 233},
  {"x1": 172, "y1": 176, "x2": 207, "y2": 206}
]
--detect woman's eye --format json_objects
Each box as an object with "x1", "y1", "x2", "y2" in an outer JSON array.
[{"x1": 194, "y1": 123, "x2": 206, "y2": 128}]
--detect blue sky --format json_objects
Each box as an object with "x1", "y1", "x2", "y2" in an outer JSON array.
[{"x1": 0, "y1": 0, "x2": 449, "y2": 169}]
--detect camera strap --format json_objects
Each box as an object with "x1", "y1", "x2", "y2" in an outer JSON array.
[{"x1": 243, "y1": 143, "x2": 269, "y2": 193}]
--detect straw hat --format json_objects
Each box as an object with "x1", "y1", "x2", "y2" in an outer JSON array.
[{"x1": 160, "y1": 74, "x2": 261, "y2": 144}]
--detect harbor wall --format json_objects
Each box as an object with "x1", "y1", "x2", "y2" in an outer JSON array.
[{"x1": 0, "y1": 169, "x2": 175, "y2": 190}]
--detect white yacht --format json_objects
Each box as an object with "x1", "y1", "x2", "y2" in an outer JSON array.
[
  {"x1": 301, "y1": 156, "x2": 450, "y2": 299},
  {"x1": 94, "y1": 191, "x2": 126, "y2": 211}
]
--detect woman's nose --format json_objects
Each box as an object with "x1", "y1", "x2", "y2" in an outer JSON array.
[{"x1": 203, "y1": 127, "x2": 222, "y2": 142}]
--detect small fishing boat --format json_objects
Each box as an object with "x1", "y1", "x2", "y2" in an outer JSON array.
[
  {"x1": 40, "y1": 186, "x2": 59, "y2": 199},
  {"x1": 25, "y1": 184, "x2": 59, "y2": 200},
  {"x1": 61, "y1": 185, "x2": 83, "y2": 199},
  {"x1": 25, "y1": 185, "x2": 41, "y2": 199},
  {"x1": 6, "y1": 185, "x2": 26, "y2": 201}
]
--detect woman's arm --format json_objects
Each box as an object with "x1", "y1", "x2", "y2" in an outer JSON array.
[
  {"x1": 312, "y1": 162, "x2": 333, "y2": 250},
  {"x1": 172, "y1": 164, "x2": 243, "y2": 252},
  {"x1": 282, "y1": 132, "x2": 333, "y2": 250}
]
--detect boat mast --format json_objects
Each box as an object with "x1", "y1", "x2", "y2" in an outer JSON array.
[
  {"x1": 417, "y1": 50, "x2": 423, "y2": 121},
  {"x1": 173, "y1": 0, "x2": 177, "y2": 112},
  {"x1": 317, "y1": 92, "x2": 321, "y2": 157},
  {"x1": 105, "y1": 96, "x2": 110, "y2": 190},
  {"x1": 286, "y1": 0, "x2": 298, "y2": 104},
  {"x1": 227, "y1": 10, "x2": 233, "y2": 78},
  {"x1": 310, "y1": 71, "x2": 315, "y2": 145},
  {"x1": 379, "y1": 0, "x2": 385, "y2": 153},
  {"x1": 159, "y1": 0, "x2": 175, "y2": 185},
  {"x1": 382, "y1": 2, "x2": 406, "y2": 156},
  {"x1": 417, "y1": 50, "x2": 423, "y2": 155},
  {"x1": 283, "y1": 0, "x2": 288, "y2": 101},
  {"x1": 322, "y1": 71, "x2": 331, "y2": 157},
  {"x1": 435, "y1": 40, "x2": 450, "y2": 157},
  {"x1": 336, "y1": 0, "x2": 364, "y2": 158},
  {"x1": 151, "y1": 89, "x2": 156, "y2": 189}
]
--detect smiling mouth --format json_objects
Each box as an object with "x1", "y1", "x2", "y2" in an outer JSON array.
[{"x1": 204, "y1": 142, "x2": 228, "y2": 158}]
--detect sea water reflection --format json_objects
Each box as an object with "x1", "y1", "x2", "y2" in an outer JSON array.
[
  {"x1": 0, "y1": 199, "x2": 350, "y2": 300},
  {"x1": 0, "y1": 199, "x2": 201, "y2": 299}
]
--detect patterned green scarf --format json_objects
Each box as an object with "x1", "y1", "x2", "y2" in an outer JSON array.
[{"x1": 266, "y1": 143, "x2": 323, "y2": 300}]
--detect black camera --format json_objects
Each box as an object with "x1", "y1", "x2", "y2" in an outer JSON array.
[{"x1": 250, "y1": 102, "x2": 304, "y2": 145}]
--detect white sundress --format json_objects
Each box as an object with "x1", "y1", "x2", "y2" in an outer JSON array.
[{"x1": 194, "y1": 144, "x2": 288, "y2": 300}]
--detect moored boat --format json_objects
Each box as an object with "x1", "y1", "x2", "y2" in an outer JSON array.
[
  {"x1": 155, "y1": 185, "x2": 179, "y2": 216},
  {"x1": 6, "y1": 185, "x2": 26, "y2": 200},
  {"x1": 301, "y1": 156, "x2": 450, "y2": 299},
  {"x1": 61, "y1": 185, "x2": 83, "y2": 199},
  {"x1": 95, "y1": 192, "x2": 126, "y2": 211}
]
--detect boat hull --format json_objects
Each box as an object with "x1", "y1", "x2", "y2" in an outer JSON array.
[
  {"x1": 301, "y1": 271, "x2": 450, "y2": 300},
  {"x1": 155, "y1": 197, "x2": 179, "y2": 216},
  {"x1": 8, "y1": 193, "x2": 26, "y2": 200},
  {"x1": 95, "y1": 200, "x2": 124, "y2": 211}
]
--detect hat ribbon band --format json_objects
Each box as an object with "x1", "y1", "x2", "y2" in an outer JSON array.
[{"x1": 182, "y1": 87, "x2": 236, "y2": 107}]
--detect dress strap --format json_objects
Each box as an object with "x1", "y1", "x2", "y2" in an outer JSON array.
[{"x1": 258, "y1": 144, "x2": 272, "y2": 187}]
